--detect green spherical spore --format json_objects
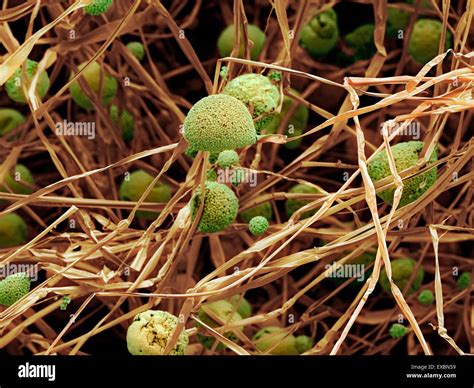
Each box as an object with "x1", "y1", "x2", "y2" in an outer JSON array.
[
  {"x1": 0, "y1": 272, "x2": 31, "y2": 307},
  {"x1": 300, "y1": 9, "x2": 339, "y2": 58},
  {"x1": 0, "y1": 213, "x2": 27, "y2": 249},
  {"x1": 285, "y1": 183, "x2": 319, "y2": 218},
  {"x1": 84, "y1": 0, "x2": 113, "y2": 15},
  {"x1": 126, "y1": 41, "x2": 145, "y2": 61},
  {"x1": 457, "y1": 272, "x2": 471, "y2": 290},
  {"x1": 126, "y1": 310, "x2": 188, "y2": 355},
  {"x1": 216, "y1": 150, "x2": 239, "y2": 168},
  {"x1": 183, "y1": 94, "x2": 257, "y2": 153},
  {"x1": 379, "y1": 258, "x2": 424, "y2": 294},
  {"x1": 1, "y1": 164, "x2": 35, "y2": 196},
  {"x1": 345, "y1": 24, "x2": 376, "y2": 60},
  {"x1": 0, "y1": 109, "x2": 26, "y2": 136},
  {"x1": 295, "y1": 335, "x2": 313, "y2": 353},
  {"x1": 69, "y1": 61, "x2": 118, "y2": 110},
  {"x1": 5, "y1": 59, "x2": 50, "y2": 104},
  {"x1": 228, "y1": 294, "x2": 252, "y2": 319},
  {"x1": 253, "y1": 327, "x2": 299, "y2": 355},
  {"x1": 190, "y1": 181, "x2": 238, "y2": 233},
  {"x1": 110, "y1": 105, "x2": 134, "y2": 142},
  {"x1": 248, "y1": 216, "x2": 269, "y2": 236},
  {"x1": 367, "y1": 141, "x2": 438, "y2": 207},
  {"x1": 387, "y1": 6, "x2": 411, "y2": 37},
  {"x1": 217, "y1": 24, "x2": 266, "y2": 60},
  {"x1": 418, "y1": 289, "x2": 434, "y2": 305},
  {"x1": 408, "y1": 19, "x2": 453, "y2": 65},
  {"x1": 119, "y1": 170, "x2": 172, "y2": 220},
  {"x1": 389, "y1": 323, "x2": 408, "y2": 339},
  {"x1": 196, "y1": 300, "x2": 243, "y2": 350},
  {"x1": 240, "y1": 201, "x2": 273, "y2": 223},
  {"x1": 223, "y1": 73, "x2": 281, "y2": 132}
]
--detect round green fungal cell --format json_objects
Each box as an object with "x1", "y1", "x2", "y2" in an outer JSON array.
[
  {"x1": 196, "y1": 299, "x2": 243, "y2": 351},
  {"x1": 110, "y1": 105, "x2": 134, "y2": 142},
  {"x1": 300, "y1": 9, "x2": 339, "y2": 58},
  {"x1": 253, "y1": 327, "x2": 299, "y2": 355},
  {"x1": 119, "y1": 170, "x2": 172, "y2": 220},
  {"x1": 216, "y1": 150, "x2": 239, "y2": 168},
  {"x1": 295, "y1": 335, "x2": 313, "y2": 353},
  {"x1": 285, "y1": 183, "x2": 320, "y2": 219},
  {"x1": 248, "y1": 216, "x2": 269, "y2": 236},
  {"x1": 84, "y1": 0, "x2": 113, "y2": 16},
  {"x1": 217, "y1": 24, "x2": 266, "y2": 60},
  {"x1": 69, "y1": 61, "x2": 118, "y2": 110},
  {"x1": 228, "y1": 294, "x2": 252, "y2": 319},
  {"x1": 183, "y1": 94, "x2": 257, "y2": 153},
  {"x1": 408, "y1": 19, "x2": 453, "y2": 65},
  {"x1": 389, "y1": 323, "x2": 408, "y2": 339},
  {"x1": 126, "y1": 41, "x2": 145, "y2": 61},
  {"x1": 387, "y1": 5, "x2": 410, "y2": 38},
  {"x1": 223, "y1": 73, "x2": 281, "y2": 133},
  {"x1": 126, "y1": 310, "x2": 188, "y2": 355},
  {"x1": 457, "y1": 272, "x2": 471, "y2": 290},
  {"x1": 0, "y1": 213, "x2": 27, "y2": 249},
  {"x1": 379, "y1": 258, "x2": 424, "y2": 295},
  {"x1": 263, "y1": 91, "x2": 309, "y2": 149},
  {"x1": 367, "y1": 141, "x2": 438, "y2": 207},
  {"x1": 345, "y1": 24, "x2": 376, "y2": 60},
  {"x1": 5, "y1": 59, "x2": 50, "y2": 104},
  {"x1": 0, "y1": 164, "x2": 35, "y2": 196},
  {"x1": 0, "y1": 108, "x2": 26, "y2": 136},
  {"x1": 190, "y1": 181, "x2": 238, "y2": 233},
  {"x1": 240, "y1": 201, "x2": 273, "y2": 224},
  {"x1": 418, "y1": 289, "x2": 434, "y2": 305},
  {"x1": 0, "y1": 272, "x2": 31, "y2": 307}
]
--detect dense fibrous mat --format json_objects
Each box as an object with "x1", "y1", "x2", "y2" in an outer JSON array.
[{"x1": 0, "y1": 0, "x2": 472, "y2": 357}]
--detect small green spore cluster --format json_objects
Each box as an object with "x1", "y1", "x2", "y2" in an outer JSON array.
[
  {"x1": 216, "y1": 150, "x2": 239, "y2": 168},
  {"x1": 126, "y1": 41, "x2": 145, "y2": 61},
  {"x1": 1, "y1": 164, "x2": 35, "y2": 196},
  {"x1": 457, "y1": 272, "x2": 471, "y2": 290},
  {"x1": 0, "y1": 109, "x2": 26, "y2": 136},
  {"x1": 110, "y1": 105, "x2": 134, "y2": 142},
  {"x1": 408, "y1": 19, "x2": 452, "y2": 65},
  {"x1": 367, "y1": 141, "x2": 438, "y2": 207},
  {"x1": 0, "y1": 272, "x2": 31, "y2": 307},
  {"x1": 248, "y1": 216, "x2": 269, "y2": 236},
  {"x1": 379, "y1": 258, "x2": 424, "y2": 294},
  {"x1": 84, "y1": 0, "x2": 113, "y2": 16},
  {"x1": 253, "y1": 327, "x2": 313, "y2": 355},
  {"x1": 285, "y1": 183, "x2": 319, "y2": 218},
  {"x1": 389, "y1": 323, "x2": 408, "y2": 339},
  {"x1": 0, "y1": 213, "x2": 28, "y2": 248},
  {"x1": 223, "y1": 73, "x2": 280, "y2": 132},
  {"x1": 345, "y1": 24, "x2": 376, "y2": 60},
  {"x1": 217, "y1": 24, "x2": 266, "y2": 60},
  {"x1": 300, "y1": 9, "x2": 339, "y2": 58},
  {"x1": 5, "y1": 59, "x2": 50, "y2": 104},
  {"x1": 418, "y1": 289, "x2": 434, "y2": 305},
  {"x1": 126, "y1": 310, "x2": 188, "y2": 355},
  {"x1": 240, "y1": 201, "x2": 273, "y2": 223},
  {"x1": 183, "y1": 94, "x2": 257, "y2": 153}
]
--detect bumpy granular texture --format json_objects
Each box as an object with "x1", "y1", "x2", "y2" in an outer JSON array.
[
  {"x1": 126, "y1": 310, "x2": 188, "y2": 355},
  {"x1": 0, "y1": 272, "x2": 31, "y2": 307},
  {"x1": 119, "y1": 170, "x2": 172, "y2": 219},
  {"x1": 408, "y1": 19, "x2": 452, "y2": 65},
  {"x1": 379, "y1": 258, "x2": 424, "y2": 294},
  {"x1": 5, "y1": 59, "x2": 50, "y2": 104},
  {"x1": 295, "y1": 335, "x2": 313, "y2": 353},
  {"x1": 285, "y1": 183, "x2": 320, "y2": 218},
  {"x1": 196, "y1": 300, "x2": 243, "y2": 350},
  {"x1": 110, "y1": 105, "x2": 134, "y2": 142},
  {"x1": 69, "y1": 61, "x2": 118, "y2": 109},
  {"x1": 1, "y1": 164, "x2": 35, "y2": 196},
  {"x1": 253, "y1": 327, "x2": 299, "y2": 355},
  {"x1": 367, "y1": 141, "x2": 438, "y2": 207},
  {"x1": 345, "y1": 24, "x2": 376, "y2": 60},
  {"x1": 248, "y1": 216, "x2": 269, "y2": 236},
  {"x1": 0, "y1": 213, "x2": 27, "y2": 249},
  {"x1": 240, "y1": 201, "x2": 273, "y2": 223},
  {"x1": 183, "y1": 94, "x2": 257, "y2": 153},
  {"x1": 217, "y1": 24, "x2": 266, "y2": 60},
  {"x1": 216, "y1": 150, "x2": 239, "y2": 168},
  {"x1": 228, "y1": 294, "x2": 252, "y2": 319},
  {"x1": 300, "y1": 9, "x2": 339, "y2": 58},
  {"x1": 457, "y1": 272, "x2": 471, "y2": 290},
  {"x1": 223, "y1": 74, "x2": 280, "y2": 132},
  {"x1": 84, "y1": 0, "x2": 113, "y2": 16},
  {"x1": 389, "y1": 323, "x2": 408, "y2": 339},
  {"x1": 418, "y1": 289, "x2": 434, "y2": 305},
  {"x1": 263, "y1": 91, "x2": 309, "y2": 149},
  {"x1": 126, "y1": 41, "x2": 145, "y2": 61},
  {"x1": 0, "y1": 109, "x2": 26, "y2": 136},
  {"x1": 190, "y1": 181, "x2": 238, "y2": 233}
]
